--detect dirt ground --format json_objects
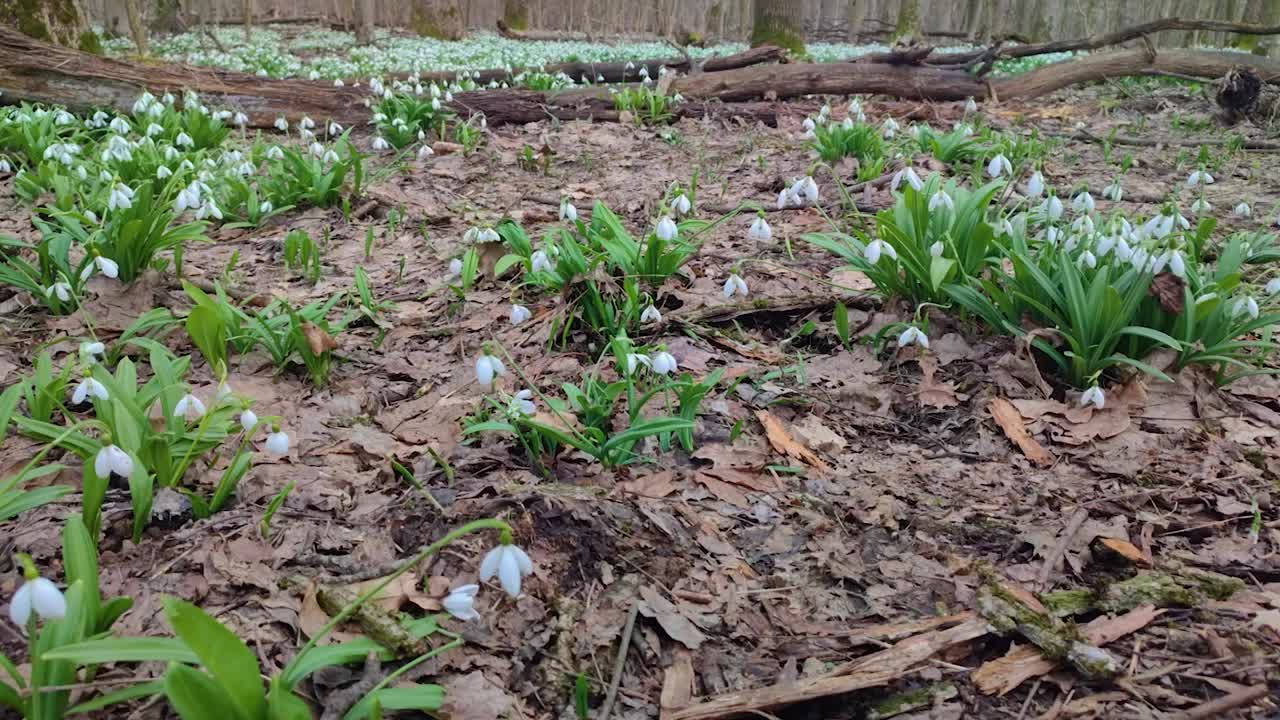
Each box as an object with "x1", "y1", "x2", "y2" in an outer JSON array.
[{"x1": 1, "y1": 79, "x2": 1279, "y2": 719}]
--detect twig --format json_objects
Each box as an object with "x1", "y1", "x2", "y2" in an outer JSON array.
[
  {"x1": 1016, "y1": 677, "x2": 1043, "y2": 720},
  {"x1": 598, "y1": 601, "x2": 639, "y2": 720},
  {"x1": 1173, "y1": 684, "x2": 1270, "y2": 720},
  {"x1": 1036, "y1": 506, "x2": 1089, "y2": 589}
]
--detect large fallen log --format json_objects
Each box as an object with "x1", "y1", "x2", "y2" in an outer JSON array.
[{"x1": 7, "y1": 24, "x2": 1280, "y2": 131}]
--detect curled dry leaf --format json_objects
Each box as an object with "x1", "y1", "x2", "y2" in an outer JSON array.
[
  {"x1": 300, "y1": 322, "x2": 338, "y2": 354},
  {"x1": 755, "y1": 409, "x2": 830, "y2": 474},
  {"x1": 988, "y1": 397, "x2": 1053, "y2": 466}
]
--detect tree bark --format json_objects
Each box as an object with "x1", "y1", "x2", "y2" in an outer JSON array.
[
  {"x1": 893, "y1": 0, "x2": 920, "y2": 43},
  {"x1": 409, "y1": 0, "x2": 463, "y2": 39},
  {"x1": 750, "y1": 0, "x2": 804, "y2": 55},
  {"x1": 242, "y1": 0, "x2": 252, "y2": 44},
  {"x1": 125, "y1": 0, "x2": 148, "y2": 55},
  {"x1": 1, "y1": 0, "x2": 100, "y2": 52},
  {"x1": 501, "y1": 0, "x2": 529, "y2": 31}
]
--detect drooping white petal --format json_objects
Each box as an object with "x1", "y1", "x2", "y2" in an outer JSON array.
[
  {"x1": 641, "y1": 305, "x2": 662, "y2": 323},
  {"x1": 28, "y1": 578, "x2": 67, "y2": 620},
  {"x1": 497, "y1": 548, "x2": 523, "y2": 597},
  {"x1": 9, "y1": 582, "x2": 33, "y2": 626},
  {"x1": 479, "y1": 547, "x2": 503, "y2": 582},
  {"x1": 240, "y1": 410, "x2": 258, "y2": 431},
  {"x1": 265, "y1": 431, "x2": 290, "y2": 455}
]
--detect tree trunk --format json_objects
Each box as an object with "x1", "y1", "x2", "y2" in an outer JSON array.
[
  {"x1": 354, "y1": 0, "x2": 374, "y2": 44},
  {"x1": 1, "y1": 0, "x2": 101, "y2": 52},
  {"x1": 242, "y1": 0, "x2": 252, "y2": 44},
  {"x1": 845, "y1": 0, "x2": 865, "y2": 41},
  {"x1": 501, "y1": 0, "x2": 529, "y2": 31},
  {"x1": 893, "y1": 0, "x2": 920, "y2": 43},
  {"x1": 149, "y1": 0, "x2": 182, "y2": 34},
  {"x1": 750, "y1": 0, "x2": 804, "y2": 55},
  {"x1": 125, "y1": 0, "x2": 149, "y2": 54},
  {"x1": 410, "y1": 0, "x2": 463, "y2": 39}
]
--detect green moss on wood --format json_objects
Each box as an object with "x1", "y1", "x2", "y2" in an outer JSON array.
[
  {"x1": 410, "y1": 4, "x2": 461, "y2": 40},
  {"x1": 7, "y1": 0, "x2": 95, "y2": 50},
  {"x1": 78, "y1": 29, "x2": 102, "y2": 53},
  {"x1": 750, "y1": 20, "x2": 804, "y2": 56},
  {"x1": 501, "y1": 1, "x2": 528, "y2": 31}
]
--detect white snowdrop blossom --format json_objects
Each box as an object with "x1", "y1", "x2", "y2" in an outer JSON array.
[
  {"x1": 240, "y1": 409, "x2": 258, "y2": 432},
  {"x1": 865, "y1": 238, "x2": 898, "y2": 264},
  {"x1": 1041, "y1": 194, "x2": 1064, "y2": 220},
  {"x1": 109, "y1": 116, "x2": 130, "y2": 134},
  {"x1": 1102, "y1": 179, "x2": 1123, "y2": 201},
  {"x1": 625, "y1": 353, "x2": 651, "y2": 374},
  {"x1": 530, "y1": 250, "x2": 553, "y2": 273},
  {"x1": 559, "y1": 200, "x2": 577, "y2": 222},
  {"x1": 882, "y1": 117, "x2": 899, "y2": 138},
  {"x1": 0, "y1": 158, "x2": 9, "y2": 174},
  {"x1": 479, "y1": 543, "x2": 534, "y2": 598},
  {"x1": 195, "y1": 198, "x2": 223, "y2": 221},
  {"x1": 511, "y1": 389, "x2": 535, "y2": 416},
  {"x1": 1191, "y1": 198, "x2": 1212, "y2": 215},
  {"x1": 45, "y1": 282, "x2": 72, "y2": 302},
  {"x1": 175, "y1": 131, "x2": 193, "y2": 147},
  {"x1": 265, "y1": 430, "x2": 290, "y2": 456},
  {"x1": 233, "y1": 112, "x2": 249, "y2": 126},
  {"x1": 892, "y1": 167, "x2": 924, "y2": 192},
  {"x1": 986, "y1": 154, "x2": 1012, "y2": 178},
  {"x1": 640, "y1": 305, "x2": 662, "y2": 324},
  {"x1": 1265, "y1": 277, "x2": 1280, "y2": 295},
  {"x1": 1234, "y1": 202, "x2": 1252, "y2": 217},
  {"x1": 9, "y1": 575, "x2": 66, "y2": 628},
  {"x1": 1169, "y1": 251, "x2": 1186, "y2": 278},
  {"x1": 266, "y1": 145, "x2": 284, "y2": 160},
  {"x1": 897, "y1": 326, "x2": 930, "y2": 349},
  {"x1": 447, "y1": 258, "x2": 464, "y2": 277},
  {"x1": 801, "y1": 117, "x2": 816, "y2": 138},
  {"x1": 174, "y1": 393, "x2": 206, "y2": 420},
  {"x1": 930, "y1": 241, "x2": 944, "y2": 257},
  {"x1": 107, "y1": 183, "x2": 134, "y2": 212},
  {"x1": 1185, "y1": 169, "x2": 1214, "y2": 187},
  {"x1": 94, "y1": 444, "x2": 133, "y2": 478},
  {"x1": 1233, "y1": 295, "x2": 1260, "y2": 320},
  {"x1": 80, "y1": 255, "x2": 119, "y2": 282},
  {"x1": 651, "y1": 351, "x2": 678, "y2": 375},
  {"x1": 475, "y1": 354, "x2": 506, "y2": 386},
  {"x1": 655, "y1": 216, "x2": 678, "y2": 242},
  {"x1": 72, "y1": 376, "x2": 109, "y2": 404},
  {"x1": 964, "y1": 97, "x2": 978, "y2": 114},
  {"x1": 260, "y1": 200, "x2": 274, "y2": 214},
  {"x1": 748, "y1": 216, "x2": 772, "y2": 242},
  {"x1": 1026, "y1": 171, "x2": 1045, "y2": 198},
  {"x1": 156, "y1": 165, "x2": 172, "y2": 179},
  {"x1": 928, "y1": 190, "x2": 954, "y2": 212},
  {"x1": 371, "y1": 136, "x2": 390, "y2": 151},
  {"x1": 723, "y1": 273, "x2": 749, "y2": 299},
  {"x1": 1072, "y1": 191, "x2": 1095, "y2": 214},
  {"x1": 1079, "y1": 385, "x2": 1105, "y2": 410},
  {"x1": 796, "y1": 176, "x2": 819, "y2": 204},
  {"x1": 671, "y1": 194, "x2": 692, "y2": 216},
  {"x1": 417, "y1": 145, "x2": 434, "y2": 160},
  {"x1": 299, "y1": 116, "x2": 315, "y2": 130},
  {"x1": 274, "y1": 117, "x2": 289, "y2": 131},
  {"x1": 442, "y1": 584, "x2": 481, "y2": 621},
  {"x1": 509, "y1": 304, "x2": 532, "y2": 325},
  {"x1": 1079, "y1": 250, "x2": 1097, "y2": 269}
]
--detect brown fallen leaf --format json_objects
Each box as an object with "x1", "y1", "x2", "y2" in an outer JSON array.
[
  {"x1": 622, "y1": 470, "x2": 679, "y2": 498},
  {"x1": 1090, "y1": 537, "x2": 1152, "y2": 568},
  {"x1": 988, "y1": 398, "x2": 1053, "y2": 466},
  {"x1": 755, "y1": 409, "x2": 830, "y2": 474},
  {"x1": 300, "y1": 322, "x2": 338, "y2": 354},
  {"x1": 918, "y1": 354, "x2": 962, "y2": 409},
  {"x1": 693, "y1": 471, "x2": 751, "y2": 507},
  {"x1": 638, "y1": 585, "x2": 708, "y2": 649}
]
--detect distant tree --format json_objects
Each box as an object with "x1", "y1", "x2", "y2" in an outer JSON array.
[
  {"x1": 1, "y1": 0, "x2": 102, "y2": 52},
  {"x1": 750, "y1": 0, "x2": 804, "y2": 55},
  {"x1": 354, "y1": 0, "x2": 375, "y2": 45},
  {"x1": 502, "y1": 0, "x2": 529, "y2": 31},
  {"x1": 125, "y1": 0, "x2": 149, "y2": 54},
  {"x1": 410, "y1": 0, "x2": 463, "y2": 39},
  {"x1": 893, "y1": 0, "x2": 921, "y2": 44}
]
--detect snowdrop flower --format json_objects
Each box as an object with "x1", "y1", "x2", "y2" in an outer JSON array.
[
  {"x1": 442, "y1": 584, "x2": 481, "y2": 621},
  {"x1": 986, "y1": 154, "x2": 1012, "y2": 178},
  {"x1": 897, "y1": 326, "x2": 929, "y2": 349},
  {"x1": 748, "y1": 216, "x2": 772, "y2": 242},
  {"x1": 801, "y1": 117, "x2": 816, "y2": 138},
  {"x1": 656, "y1": 216, "x2": 678, "y2": 242},
  {"x1": 723, "y1": 273, "x2": 749, "y2": 298},
  {"x1": 174, "y1": 393, "x2": 206, "y2": 420},
  {"x1": 511, "y1": 389, "x2": 535, "y2": 416},
  {"x1": 109, "y1": 116, "x2": 130, "y2": 134},
  {"x1": 1130, "y1": 247, "x2": 1150, "y2": 272},
  {"x1": 266, "y1": 145, "x2": 284, "y2": 160},
  {"x1": 776, "y1": 188, "x2": 793, "y2": 209},
  {"x1": 144, "y1": 122, "x2": 164, "y2": 137},
  {"x1": 175, "y1": 131, "x2": 193, "y2": 147},
  {"x1": 1115, "y1": 238, "x2": 1133, "y2": 263},
  {"x1": 796, "y1": 176, "x2": 819, "y2": 204},
  {"x1": 45, "y1": 282, "x2": 72, "y2": 302},
  {"x1": 256, "y1": 68, "x2": 268, "y2": 77},
  {"x1": 0, "y1": 157, "x2": 9, "y2": 174},
  {"x1": 9, "y1": 570, "x2": 66, "y2": 628},
  {"x1": 509, "y1": 304, "x2": 531, "y2": 325},
  {"x1": 155, "y1": 165, "x2": 172, "y2": 179},
  {"x1": 864, "y1": 238, "x2": 897, "y2": 264},
  {"x1": 882, "y1": 117, "x2": 899, "y2": 138},
  {"x1": 530, "y1": 250, "x2": 552, "y2": 273},
  {"x1": 892, "y1": 166, "x2": 923, "y2": 192},
  {"x1": 1079, "y1": 385, "x2": 1105, "y2": 410},
  {"x1": 1234, "y1": 202, "x2": 1251, "y2": 217},
  {"x1": 625, "y1": 353, "x2": 652, "y2": 374},
  {"x1": 559, "y1": 200, "x2": 577, "y2": 222},
  {"x1": 265, "y1": 430, "x2": 290, "y2": 456},
  {"x1": 1169, "y1": 251, "x2": 1186, "y2": 278},
  {"x1": 72, "y1": 376, "x2": 109, "y2": 404},
  {"x1": 273, "y1": 117, "x2": 289, "y2": 131},
  {"x1": 641, "y1": 305, "x2": 662, "y2": 323},
  {"x1": 1072, "y1": 191, "x2": 1095, "y2": 214},
  {"x1": 930, "y1": 241, "x2": 944, "y2": 257},
  {"x1": 1233, "y1": 295, "x2": 1260, "y2": 320},
  {"x1": 80, "y1": 341, "x2": 105, "y2": 360},
  {"x1": 475, "y1": 354, "x2": 505, "y2": 386},
  {"x1": 132, "y1": 92, "x2": 155, "y2": 114},
  {"x1": 94, "y1": 444, "x2": 133, "y2": 478},
  {"x1": 1185, "y1": 169, "x2": 1214, "y2": 187},
  {"x1": 195, "y1": 199, "x2": 223, "y2": 221},
  {"x1": 639, "y1": 66, "x2": 650, "y2": 79},
  {"x1": 479, "y1": 543, "x2": 534, "y2": 598},
  {"x1": 1265, "y1": 277, "x2": 1280, "y2": 295},
  {"x1": 671, "y1": 193, "x2": 692, "y2": 216},
  {"x1": 1026, "y1": 171, "x2": 1045, "y2": 198},
  {"x1": 1102, "y1": 179, "x2": 1123, "y2": 201},
  {"x1": 1079, "y1": 250, "x2": 1097, "y2": 269},
  {"x1": 964, "y1": 97, "x2": 978, "y2": 114},
  {"x1": 1041, "y1": 194, "x2": 1064, "y2": 220},
  {"x1": 370, "y1": 136, "x2": 390, "y2": 151},
  {"x1": 240, "y1": 409, "x2": 258, "y2": 431},
  {"x1": 651, "y1": 351, "x2": 677, "y2": 375},
  {"x1": 80, "y1": 255, "x2": 119, "y2": 281},
  {"x1": 259, "y1": 200, "x2": 274, "y2": 215},
  {"x1": 928, "y1": 190, "x2": 954, "y2": 212},
  {"x1": 232, "y1": 112, "x2": 248, "y2": 126},
  {"x1": 107, "y1": 183, "x2": 134, "y2": 212}
]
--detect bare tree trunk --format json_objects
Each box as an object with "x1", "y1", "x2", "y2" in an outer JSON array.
[
  {"x1": 751, "y1": 0, "x2": 804, "y2": 54},
  {"x1": 354, "y1": 0, "x2": 373, "y2": 43},
  {"x1": 124, "y1": 0, "x2": 148, "y2": 53},
  {"x1": 845, "y1": 0, "x2": 865, "y2": 41},
  {"x1": 410, "y1": 0, "x2": 463, "y2": 38},
  {"x1": 502, "y1": 0, "x2": 529, "y2": 31},
  {"x1": 2, "y1": 0, "x2": 101, "y2": 52},
  {"x1": 893, "y1": 0, "x2": 919, "y2": 43},
  {"x1": 242, "y1": 0, "x2": 251, "y2": 43}
]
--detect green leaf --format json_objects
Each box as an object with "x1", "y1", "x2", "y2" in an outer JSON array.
[
  {"x1": 67, "y1": 679, "x2": 164, "y2": 713},
  {"x1": 186, "y1": 304, "x2": 228, "y2": 378},
  {"x1": 165, "y1": 664, "x2": 235, "y2": 720},
  {"x1": 266, "y1": 677, "x2": 312, "y2": 720},
  {"x1": 163, "y1": 597, "x2": 267, "y2": 720},
  {"x1": 44, "y1": 637, "x2": 199, "y2": 665},
  {"x1": 833, "y1": 301, "x2": 849, "y2": 346},
  {"x1": 928, "y1": 256, "x2": 956, "y2": 291}
]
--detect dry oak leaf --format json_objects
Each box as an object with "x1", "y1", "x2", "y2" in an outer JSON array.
[
  {"x1": 300, "y1": 322, "x2": 338, "y2": 354},
  {"x1": 754, "y1": 409, "x2": 830, "y2": 474},
  {"x1": 988, "y1": 397, "x2": 1053, "y2": 466}
]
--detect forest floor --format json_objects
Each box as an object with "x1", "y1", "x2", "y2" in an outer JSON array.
[{"x1": 2, "y1": 75, "x2": 1279, "y2": 719}]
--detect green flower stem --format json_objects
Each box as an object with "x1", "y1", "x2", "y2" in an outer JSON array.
[{"x1": 285, "y1": 517, "x2": 512, "y2": 686}]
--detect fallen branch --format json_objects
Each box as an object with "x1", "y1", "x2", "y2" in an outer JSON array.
[
  {"x1": 976, "y1": 581, "x2": 1119, "y2": 681},
  {"x1": 1173, "y1": 684, "x2": 1272, "y2": 720}
]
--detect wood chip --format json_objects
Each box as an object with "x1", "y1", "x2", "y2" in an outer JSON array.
[{"x1": 989, "y1": 397, "x2": 1054, "y2": 466}]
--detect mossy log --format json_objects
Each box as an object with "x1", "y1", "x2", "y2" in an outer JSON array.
[
  {"x1": 1040, "y1": 564, "x2": 1245, "y2": 617},
  {"x1": 976, "y1": 582, "x2": 1118, "y2": 680},
  {"x1": 314, "y1": 583, "x2": 425, "y2": 657}
]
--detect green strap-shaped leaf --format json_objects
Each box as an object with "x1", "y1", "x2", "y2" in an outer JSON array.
[{"x1": 163, "y1": 598, "x2": 266, "y2": 720}]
